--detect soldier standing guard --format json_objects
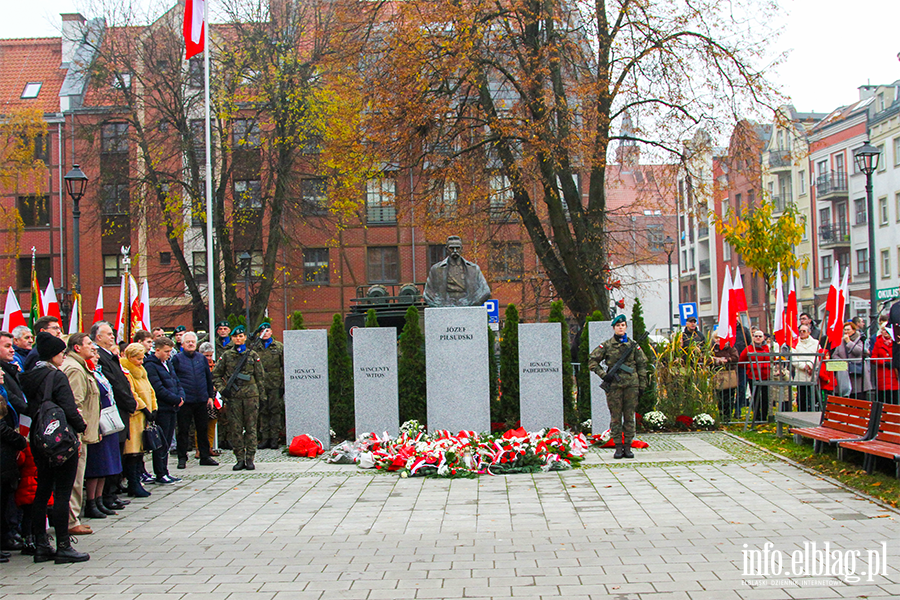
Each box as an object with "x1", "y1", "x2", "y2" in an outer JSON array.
[
  {"x1": 212, "y1": 326, "x2": 266, "y2": 471},
  {"x1": 587, "y1": 314, "x2": 648, "y2": 459},
  {"x1": 256, "y1": 323, "x2": 284, "y2": 449}
]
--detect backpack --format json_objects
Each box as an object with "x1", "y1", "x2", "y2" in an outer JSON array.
[{"x1": 31, "y1": 373, "x2": 80, "y2": 466}]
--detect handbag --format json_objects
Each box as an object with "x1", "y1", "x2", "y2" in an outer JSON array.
[
  {"x1": 715, "y1": 369, "x2": 738, "y2": 390},
  {"x1": 99, "y1": 405, "x2": 125, "y2": 436},
  {"x1": 32, "y1": 373, "x2": 80, "y2": 466},
  {"x1": 847, "y1": 360, "x2": 863, "y2": 375},
  {"x1": 142, "y1": 422, "x2": 165, "y2": 452}
]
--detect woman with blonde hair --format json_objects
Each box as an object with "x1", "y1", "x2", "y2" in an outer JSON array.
[{"x1": 120, "y1": 343, "x2": 157, "y2": 498}]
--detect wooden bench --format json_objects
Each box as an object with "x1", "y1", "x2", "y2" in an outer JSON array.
[
  {"x1": 839, "y1": 403, "x2": 900, "y2": 478},
  {"x1": 790, "y1": 395, "x2": 875, "y2": 455}
]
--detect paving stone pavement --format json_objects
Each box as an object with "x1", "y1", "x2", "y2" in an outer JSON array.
[{"x1": 1, "y1": 432, "x2": 898, "y2": 600}]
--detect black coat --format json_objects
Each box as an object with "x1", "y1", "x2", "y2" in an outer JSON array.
[
  {"x1": 1, "y1": 363, "x2": 28, "y2": 481},
  {"x1": 20, "y1": 366, "x2": 87, "y2": 441},
  {"x1": 144, "y1": 354, "x2": 184, "y2": 413},
  {"x1": 96, "y1": 346, "x2": 138, "y2": 442},
  {"x1": 889, "y1": 300, "x2": 900, "y2": 371},
  {"x1": 171, "y1": 350, "x2": 214, "y2": 404}
]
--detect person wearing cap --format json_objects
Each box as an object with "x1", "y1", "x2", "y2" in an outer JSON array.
[
  {"x1": 587, "y1": 315, "x2": 648, "y2": 459},
  {"x1": 256, "y1": 323, "x2": 284, "y2": 449},
  {"x1": 214, "y1": 321, "x2": 232, "y2": 360},
  {"x1": 212, "y1": 326, "x2": 266, "y2": 470},
  {"x1": 681, "y1": 316, "x2": 706, "y2": 349},
  {"x1": 22, "y1": 316, "x2": 64, "y2": 371},
  {"x1": 171, "y1": 326, "x2": 187, "y2": 354},
  {"x1": 19, "y1": 332, "x2": 90, "y2": 564}
]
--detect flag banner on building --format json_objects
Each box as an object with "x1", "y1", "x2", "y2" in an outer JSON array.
[
  {"x1": 183, "y1": 0, "x2": 205, "y2": 59},
  {"x1": 139, "y1": 279, "x2": 151, "y2": 331},
  {"x1": 731, "y1": 267, "x2": 748, "y2": 313},
  {"x1": 715, "y1": 268, "x2": 734, "y2": 348},
  {"x1": 93, "y1": 287, "x2": 104, "y2": 325},
  {"x1": 785, "y1": 270, "x2": 798, "y2": 349},
  {"x1": 773, "y1": 264, "x2": 786, "y2": 347},
  {"x1": 68, "y1": 291, "x2": 82, "y2": 335},
  {"x1": 29, "y1": 268, "x2": 42, "y2": 328},
  {"x1": 2, "y1": 288, "x2": 26, "y2": 332},
  {"x1": 42, "y1": 278, "x2": 61, "y2": 323}
]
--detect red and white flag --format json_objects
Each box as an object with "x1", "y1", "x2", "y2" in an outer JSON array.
[
  {"x1": 183, "y1": 0, "x2": 206, "y2": 59},
  {"x1": 93, "y1": 287, "x2": 105, "y2": 324},
  {"x1": 825, "y1": 260, "x2": 840, "y2": 334},
  {"x1": 139, "y1": 279, "x2": 151, "y2": 331},
  {"x1": 731, "y1": 267, "x2": 748, "y2": 313},
  {"x1": 715, "y1": 268, "x2": 734, "y2": 348},
  {"x1": 42, "y1": 278, "x2": 61, "y2": 322},
  {"x1": 2, "y1": 287, "x2": 26, "y2": 332},
  {"x1": 827, "y1": 266, "x2": 849, "y2": 348},
  {"x1": 785, "y1": 270, "x2": 798, "y2": 348},
  {"x1": 115, "y1": 275, "x2": 141, "y2": 342},
  {"x1": 773, "y1": 264, "x2": 786, "y2": 346},
  {"x1": 68, "y1": 294, "x2": 80, "y2": 335}
]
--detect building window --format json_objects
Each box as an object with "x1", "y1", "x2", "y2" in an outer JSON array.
[
  {"x1": 821, "y1": 255, "x2": 832, "y2": 281},
  {"x1": 722, "y1": 240, "x2": 732, "y2": 261},
  {"x1": 489, "y1": 174, "x2": 513, "y2": 221},
  {"x1": 103, "y1": 254, "x2": 123, "y2": 285},
  {"x1": 751, "y1": 279, "x2": 759, "y2": 305},
  {"x1": 894, "y1": 137, "x2": 900, "y2": 167},
  {"x1": 16, "y1": 195, "x2": 50, "y2": 227},
  {"x1": 854, "y1": 198, "x2": 867, "y2": 225},
  {"x1": 232, "y1": 119, "x2": 261, "y2": 148},
  {"x1": 234, "y1": 180, "x2": 262, "y2": 210},
  {"x1": 300, "y1": 178, "x2": 328, "y2": 214},
  {"x1": 303, "y1": 248, "x2": 329, "y2": 284},
  {"x1": 367, "y1": 246, "x2": 399, "y2": 283},
  {"x1": 490, "y1": 242, "x2": 523, "y2": 280},
  {"x1": 159, "y1": 252, "x2": 171, "y2": 265},
  {"x1": 188, "y1": 58, "x2": 204, "y2": 88},
  {"x1": 856, "y1": 248, "x2": 868, "y2": 275},
  {"x1": 881, "y1": 249, "x2": 890, "y2": 279},
  {"x1": 192, "y1": 251, "x2": 207, "y2": 279},
  {"x1": 17, "y1": 257, "x2": 51, "y2": 290},
  {"x1": 33, "y1": 134, "x2": 50, "y2": 163},
  {"x1": 428, "y1": 180, "x2": 457, "y2": 220},
  {"x1": 647, "y1": 224, "x2": 665, "y2": 250},
  {"x1": 802, "y1": 264, "x2": 810, "y2": 288},
  {"x1": 235, "y1": 250, "x2": 264, "y2": 277},
  {"x1": 111, "y1": 72, "x2": 132, "y2": 89},
  {"x1": 428, "y1": 244, "x2": 447, "y2": 269},
  {"x1": 21, "y1": 82, "x2": 42, "y2": 99},
  {"x1": 876, "y1": 144, "x2": 885, "y2": 172},
  {"x1": 879, "y1": 197, "x2": 889, "y2": 226},
  {"x1": 190, "y1": 119, "x2": 206, "y2": 162},
  {"x1": 799, "y1": 170, "x2": 806, "y2": 195},
  {"x1": 366, "y1": 178, "x2": 396, "y2": 224},
  {"x1": 101, "y1": 183, "x2": 129, "y2": 214},
  {"x1": 101, "y1": 123, "x2": 129, "y2": 153}
]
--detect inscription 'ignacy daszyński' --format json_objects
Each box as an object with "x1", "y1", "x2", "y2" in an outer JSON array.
[
  {"x1": 440, "y1": 326, "x2": 474, "y2": 341},
  {"x1": 290, "y1": 368, "x2": 322, "y2": 380},
  {"x1": 359, "y1": 366, "x2": 390, "y2": 378},
  {"x1": 522, "y1": 361, "x2": 560, "y2": 373}
]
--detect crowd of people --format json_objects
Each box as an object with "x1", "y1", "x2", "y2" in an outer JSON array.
[
  {"x1": 682, "y1": 309, "x2": 900, "y2": 422},
  {"x1": 0, "y1": 317, "x2": 284, "y2": 565}
]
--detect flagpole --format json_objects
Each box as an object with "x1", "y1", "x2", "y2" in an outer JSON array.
[{"x1": 203, "y1": 0, "x2": 215, "y2": 342}]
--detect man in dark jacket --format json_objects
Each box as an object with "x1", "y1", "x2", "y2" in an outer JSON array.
[
  {"x1": 171, "y1": 331, "x2": 218, "y2": 469},
  {"x1": 22, "y1": 316, "x2": 63, "y2": 371},
  {"x1": 0, "y1": 332, "x2": 28, "y2": 555},
  {"x1": 89, "y1": 321, "x2": 137, "y2": 510},
  {"x1": 144, "y1": 337, "x2": 184, "y2": 484},
  {"x1": 11, "y1": 326, "x2": 32, "y2": 371}
]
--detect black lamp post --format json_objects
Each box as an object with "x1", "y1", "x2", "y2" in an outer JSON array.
[
  {"x1": 239, "y1": 252, "x2": 252, "y2": 328},
  {"x1": 63, "y1": 164, "x2": 88, "y2": 294},
  {"x1": 662, "y1": 235, "x2": 676, "y2": 332},
  {"x1": 853, "y1": 141, "x2": 880, "y2": 339}
]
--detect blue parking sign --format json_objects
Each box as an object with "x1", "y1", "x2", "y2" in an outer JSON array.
[
  {"x1": 678, "y1": 302, "x2": 698, "y2": 326},
  {"x1": 484, "y1": 299, "x2": 499, "y2": 323}
]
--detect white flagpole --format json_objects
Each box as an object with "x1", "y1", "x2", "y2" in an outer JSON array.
[{"x1": 203, "y1": 0, "x2": 215, "y2": 339}]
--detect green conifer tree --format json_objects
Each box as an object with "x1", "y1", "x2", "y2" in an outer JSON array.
[
  {"x1": 365, "y1": 309, "x2": 379, "y2": 327},
  {"x1": 549, "y1": 300, "x2": 575, "y2": 428},
  {"x1": 488, "y1": 326, "x2": 500, "y2": 425},
  {"x1": 328, "y1": 314, "x2": 354, "y2": 439},
  {"x1": 499, "y1": 303, "x2": 520, "y2": 425},
  {"x1": 398, "y1": 306, "x2": 426, "y2": 424},
  {"x1": 631, "y1": 298, "x2": 657, "y2": 415},
  {"x1": 576, "y1": 310, "x2": 604, "y2": 427},
  {"x1": 290, "y1": 310, "x2": 306, "y2": 330}
]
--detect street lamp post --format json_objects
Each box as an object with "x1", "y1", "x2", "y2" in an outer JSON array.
[
  {"x1": 239, "y1": 252, "x2": 252, "y2": 328},
  {"x1": 853, "y1": 142, "x2": 881, "y2": 336},
  {"x1": 63, "y1": 165, "x2": 88, "y2": 294},
  {"x1": 662, "y1": 235, "x2": 676, "y2": 332}
]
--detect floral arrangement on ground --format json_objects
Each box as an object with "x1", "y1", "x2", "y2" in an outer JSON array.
[{"x1": 325, "y1": 420, "x2": 589, "y2": 478}]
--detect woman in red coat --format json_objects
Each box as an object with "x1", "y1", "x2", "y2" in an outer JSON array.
[
  {"x1": 739, "y1": 329, "x2": 771, "y2": 422},
  {"x1": 872, "y1": 326, "x2": 898, "y2": 404}
]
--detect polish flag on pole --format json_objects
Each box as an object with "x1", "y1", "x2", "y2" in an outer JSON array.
[
  {"x1": 827, "y1": 266, "x2": 849, "y2": 348},
  {"x1": 773, "y1": 264, "x2": 786, "y2": 347},
  {"x1": 825, "y1": 261, "x2": 840, "y2": 333},
  {"x1": 731, "y1": 267, "x2": 748, "y2": 313},
  {"x1": 115, "y1": 275, "x2": 126, "y2": 341},
  {"x1": 42, "y1": 279, "x2": 61, "y2": 322},
  {"x1": 2, "y1": 287, "x2": 26, "y2": 332},
  {"x1": 785, "y1": 270, "x2": 798, "y2": 348},
  {"x1": 68, "y1": 294, "x2": 80, "y2": 335},
  {"x1": 139, "y1": 279, "x2": 151, "y2": 331},
  {"x1": 715, "y1": 268, "x2": 734, "y2": 348},
  {"x1": 183, "y1": 0, "x2": 206, "y2": 59},
  {"x1": 93, "y1": 287, "x2": 104, "y2": 324},
  {"x1": 115, "y1": 275, "x2": 141, "y2": 342}
]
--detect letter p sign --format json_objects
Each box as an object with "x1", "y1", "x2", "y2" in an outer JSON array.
[{"x1": 678, "y1": 302, "x2": 698, "y2": 326}]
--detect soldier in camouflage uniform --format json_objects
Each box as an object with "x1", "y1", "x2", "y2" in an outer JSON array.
[
  {"x1": 256, "y1": 323, "x2": 284, "y2": 449},
  {"x1": 213, "y1": 321, "x2": 232, "y2": 449},
  {"x1": 587, "y1": 314, "x2": 648, "y2": 459},
  {"x1": 212, "y1": 326, "x2": 266, "y2": 471}
]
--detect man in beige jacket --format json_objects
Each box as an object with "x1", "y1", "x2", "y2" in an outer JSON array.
[{"x1": 61, "y1": 333, "x2": 101, "y2": 535}]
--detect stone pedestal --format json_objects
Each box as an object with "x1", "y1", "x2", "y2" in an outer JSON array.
[
  {"x1": 588, "y1": 321, "x2": 633, "y2": 434},
  {"x1": 353, "y1": 327, "x2": 399, "y2": 437},
  {"x1": 425, "y1": 307, "x2": 490, "y2": 433},
  {"x1": 283, "y1": 329, "x2": 330, "y2": 449},
  {"x1": 518, "y1": 322, "x2": 563, "y2": 431}
]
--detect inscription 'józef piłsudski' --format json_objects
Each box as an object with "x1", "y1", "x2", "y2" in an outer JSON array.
[{"x1": 440, "y1": 326, "x2": 474, "y2": 341}]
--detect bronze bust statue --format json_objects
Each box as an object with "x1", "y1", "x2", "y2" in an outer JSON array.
[{"x1": 423, "y1": 236, "x2": 491, "y2": 307}]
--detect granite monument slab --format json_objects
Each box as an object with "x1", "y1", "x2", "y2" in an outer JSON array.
[
  {"x1": 353, "y1": 327, "x2": 399, "y2": 437},
  {"x1": 518, "y1": 322, "x2": 564, "y2": 431},
  {"x1": 283, "y1": 329, "x2": 330, "y2": 449}
]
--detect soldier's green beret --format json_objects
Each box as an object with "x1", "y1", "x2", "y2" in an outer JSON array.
[
  {"x1": 260, "y1": 322, "x2": 271, "y2": 330},
  {"x1": 216, "y1": 321, "x2": 230, "y2": 328},
  {"x1": 231, "y1": 325, "x2": 246, "y2": 336},
  {"x1": 611, "y1": 315, "x2": 627, "y2": 326},
  {"x1": 173, "y1": 325, "x2": 187, "y2": 333}
]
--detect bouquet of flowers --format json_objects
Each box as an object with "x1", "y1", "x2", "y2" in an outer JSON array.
[
  {"x1": 693, "y1": 413, "x2": 716, "y2": 429},
  {"x1": 643, "y1": 411, "x2": 667, "y2": 430}
]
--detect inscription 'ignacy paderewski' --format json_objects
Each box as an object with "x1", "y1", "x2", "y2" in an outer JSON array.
[
  {"x1": 359, "y1": 366, "x2": 390, "y2": 378},
  {"x1": 522, "y1": 361, "x2": 560, "y2": 374},
  {"x1": 290, "y1": 368, "x2": 322, "y2": 380},
  {"x1": 440, "y1": 326, "x2": 474, "y2": 341}
]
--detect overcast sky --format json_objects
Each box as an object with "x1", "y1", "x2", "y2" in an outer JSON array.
[{"x1": 3, "y1": 0, "x2": 898, "y2": 115}]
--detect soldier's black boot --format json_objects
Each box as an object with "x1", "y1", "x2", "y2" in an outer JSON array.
[
  {"x1": 244, "y1": 457, "x2": 255, "y2": 470},
  {"x1": 55, "y1": 536, "x2": 90, "y2": 564},
  {"x1": 623, "y1": 443, "x2": 635, "y2": 459},
  {"x1": 33, "y1": 533, "x2": 55, "y2": 563},
  {"x1": 233, "y1": 460, "x2": 245, "y2": 471},
  {"x1": 613, "y1": 443, "x2": 625, "y2": 459}
]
